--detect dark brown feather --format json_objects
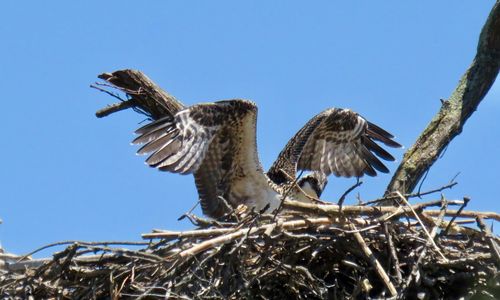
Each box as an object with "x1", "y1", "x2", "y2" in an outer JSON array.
[
  {"x1": 269, "y1": 108, "x2": 401, "y2": 183},
  {"x1": 367, "y1": 121, "x2": 402, "y2": 148}
]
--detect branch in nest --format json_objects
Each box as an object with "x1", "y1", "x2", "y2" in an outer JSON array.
[
  {"x1": 283, "y1": 198, "x2": 500, "y2": 222},
  {"x1": 401, "y1": 195, "x2": 448, "y2": 295},
  {"x1": 350, "y1": 224, "x2": 398, "y2": 297},
  {"x1": 476, "y1": 216, "x2": 500, "y2": 266}
]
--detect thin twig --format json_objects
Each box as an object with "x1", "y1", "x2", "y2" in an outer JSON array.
[
  {"x1": 426, "y1": 208, "x2": 500, "y2": 221},
  {"x1": 366, "y1": 181, "x2": 458, "y2": 206},
  {"x1": 90, "y1": 83, "x2": 127, "y2": 102},
  {"x1": 18, "y1": 240, "x2": 150, "y2": 262},
  {"x1": 384, "y1": 223, "x2": 402, "y2": 284},
  {"x1": 350, "y1": 224, "x2": 398, "y2": 297},
  {"x1": 338, "y1": 178, "x2": 363, "y2": 208},
  {"x1": 395, "y1": 191, "x2": 447, "y2": 261},
  {"x1": 401, "y1": 195, "x2": 448, "y2": 297},
  {"x1": 273, "y1": 169, "x2": 304, "y2": 220},
  {"x1": 443, "y1": 196, "x2": 470, "y2": 236},
  {"x1": 95, "y1": 100, "x2": 136, "y2": 118},
  {"x1": 283, "y1": 198, "x2": 468, "y2": 219}
]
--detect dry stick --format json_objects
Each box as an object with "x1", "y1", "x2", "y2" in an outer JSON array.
[
  {"x1": 424, "y1": 209, "x2": 499, "y2": 221},
  {"x1": 174, "y1": 217, "x2": 378, "y2": 258},
  {"x1": 282, "y1": 199, "x2": 480, "y2": 219},
  {"x1": 143, "y1": 217, "x2": 380, "y2": 242},
  {"x1": 410, "y1": 218, "x2": 476, "y2": 227},
  {"x1": 396, "y1": 191, "x2": 447, "y2": 261},
  {"x1": 443, "y1": 219, "x2": 476, "y2": 225},
  {"x1": 384, "y1": 223, "x2": 403, "y2": 285},
  {"x1": 416, "y1": 210, "x2": 440, "y2": 229},
  {"x1": 142, "y1": 227, "x2": 238, "y2": 240},
  {"x1": 442, "y1": 196, "x2": 470, "y2": 236},
  {"x1": 71, "y1": 244, "x2": 163, "y2": 263},
  {"x1": 272, "y1": 169, "x2": 304, "y2": 220},
  {"x1": 378, "y1": 206, "x2": 405, "y2": 223},
  {"x1": 4, "y1": 259, "x2": 49, "y2": 271},
  {"x1": 377, "y1": 198, "x2": 464, "y2": 223},
  {"x1": 365, "y1": 181, "x2": 458, "y2": 206},
  {"x1": 476, "y1": 216, "x2": 500, "y2": 266},
  {"x1": 350, "y1": 224, "x2": 398, "y2": 297},
  {"x1": 285, "y1": 199, "x2": 500, "y2": 227},
  {"x1": 177, "y1": 200, "x2": 201, "y2": 222},
  {"x1": 401, "y1": 195, "x2": 448, "y2": 297},
  {"x1": 338, "y1": 178, "x2": 363, "y2": 208},
  {"x1": 181, "y1": 214, "x2": 237, "y2": 228},
  {"x1": 386, "y1": 1, "x2": 500, "y2": 197},
  {"x1": 176, "y1": 227, "x2": 258, "y2": 258},
  {"x1": 17, "y1": 240, "x2": 150, "y2": 262},
  {"x1": 95, "y1": 100, "x2": 136, "y2": 118},
  {"x1": 6, "y1": 253, "x2": 124, "y2": 272},
  {"x1": 91, "y1": 83, "x2": 136, "y2": 118}
]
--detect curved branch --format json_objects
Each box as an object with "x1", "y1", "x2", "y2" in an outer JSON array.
[
  {"x1": 386, "y1": 1, "x2": 500, "y2": 196},
  {"x1": 95, "y1": 70, "x2": 185, "y2": 120}
]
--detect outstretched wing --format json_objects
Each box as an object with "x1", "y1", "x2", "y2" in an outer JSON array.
[
  {"x1": 268, "y1": 108, "x2": 401, "y2": 182},
  {"x1": 132, "y1": 100, "x2": 261, "y2": 218}
]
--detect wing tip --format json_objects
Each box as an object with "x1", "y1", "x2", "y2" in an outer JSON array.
[{"x1": 389, "y1": 139, "x2": 403, "y2": 149}]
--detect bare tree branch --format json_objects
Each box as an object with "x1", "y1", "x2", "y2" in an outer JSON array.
[
  {"x1": 386, "y1": 1, "x2": 500, "y2": 195},
  {"x1": 95, "y1": 70, "x2": 185, "y2": 120}
]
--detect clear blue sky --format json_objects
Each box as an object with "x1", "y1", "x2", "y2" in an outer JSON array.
[{"x1": 1, "y1": 1, "x2": 498, "y2": 257}]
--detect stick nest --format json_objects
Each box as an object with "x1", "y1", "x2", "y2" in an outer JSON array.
[{"x1": 1, "y1": 195, "x2": 499, "y2": 299}]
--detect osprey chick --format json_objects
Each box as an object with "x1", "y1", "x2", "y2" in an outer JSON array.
[{"x1": 132, "y1": 99, "x2": 401, "y2": 218}]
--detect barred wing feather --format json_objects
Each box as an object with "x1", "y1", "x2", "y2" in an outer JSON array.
[
  {"x1": 132, "y1": 100, "x2": 260, "y2": 218},
  {"x1": 297, "y1": 109, "x2": 401, "y2": 177},
  {"x1": 269, "y1": 108, "x2": 401, "y2": 181}
]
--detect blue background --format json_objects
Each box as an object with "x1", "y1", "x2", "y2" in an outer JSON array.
[{"x1": 1, "y1": 1, "x2": 498, "y2": 257}]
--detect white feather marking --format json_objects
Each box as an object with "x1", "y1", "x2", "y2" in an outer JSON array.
[
  {"x1": 327, "y1": 147, "x2": 335, "y2": 175},
  {"x1": 337, "y1": 145, "x2": 350, "y2": 177},
  {"x1": 174, "y1": 136, "x2": 203, "y2": 173},
  {"x1": 146, "y1": 138, "x2": 180, "y2": 165},
  {"x1": 342, "y1": 144, "x2": 355, "y2": 175},
  {"x1": 333, "y1": 147, "x2": 341, "y2": 177},
  {"x1": 181, "y1": 139, "x2": 207, "y2": 173},
  {"x1": 319, "y1": 139, "x2": 327, "y2": 173}
]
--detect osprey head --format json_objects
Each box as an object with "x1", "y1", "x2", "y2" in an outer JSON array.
[{"x1": 297, "y1": 171, "x2": 328, "y2": 199}]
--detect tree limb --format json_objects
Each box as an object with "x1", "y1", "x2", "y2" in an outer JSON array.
[
  {"x1": 95, "y1": 70, "x2": 185, "y2": 120},
  {"x1": 386, "y1": 1, "x2": 500, "y2": 195}
]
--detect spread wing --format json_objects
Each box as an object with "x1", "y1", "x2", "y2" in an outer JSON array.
[
  {"x1": 268, "y1": 108, "x2": 401, "y2": 182},
  {"x1": 132, "y1": 100, "x2": 261, "y2": 218}
]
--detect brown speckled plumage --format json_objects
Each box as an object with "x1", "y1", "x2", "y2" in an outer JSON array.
[
  {"x1": 132, "y1": 101, "x2": 401, "y2": 219},
  {"x1": 268, "y1": 108, "x2": 401, "y2": 181}
]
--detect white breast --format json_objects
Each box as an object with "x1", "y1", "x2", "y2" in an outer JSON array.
[{"x1": 228, "y1": 111, "x2": 282, "y2": 213}]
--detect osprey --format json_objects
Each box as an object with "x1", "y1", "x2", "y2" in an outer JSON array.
[{"x1": 132, "y1": 99, "x2": 401, "y2": 218}]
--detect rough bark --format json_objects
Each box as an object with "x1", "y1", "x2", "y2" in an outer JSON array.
[
  {"x1": 95, "y1": 70, "x2": 184, "y2": 119},
  {"x1": 385, "y1": 1, "x2": 500, "y2": 196}
]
